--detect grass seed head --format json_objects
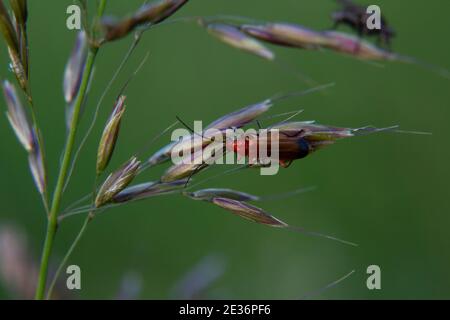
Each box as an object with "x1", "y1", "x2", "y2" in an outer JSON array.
[
  {"x1": 0, "y1": 1, "x2": 19, "y2": 55},
  {"x1": 211, "y1": 197, "x2": 287, "y2": 227},
  {"x1": 146, "y1": 141, "x2": 177, "y2": 167},
  {"x1": 0, "y1": 1, "x2": 29, "y2": 95},
  {"x1": 278, "y1": 123, "x2": 355, "y2": 155},
  {"x1": 95, "y1": 156, "x2": 141, "y2": 207},
  {"x1": 7, "y1": 47, "x2": 27, "y2": 93},
  {"x1": 101, "y1": 0, "x2": 189, "y2": 42},
  {"x1": 27, "y1": 134, "x2": 46, "y2": 195},
  {"x1": 206, "y1": 100, "x2": 272, "y2": 131},
  {"x1": 202, "y1": 21, "x2": 275, "y2": 61},
  {"x1": 323, "y1": 31, "x2": 395, "y2": 60},
  {"x1": 63, "y1": 31, "x2": 88, "y2": 104},
  {"x1": 241, "y1": 22, "x2": 330, "y2": 49},
  {"x1": 2, "y1": 80, "x2": 34, "y2": 152},
  {"x1": 134, "y1": 0, "x2": 188, "y2": 25},
  {"x1": 96, "y1": 95, "x2": 126, "y2": 175},
  {"x1": 147, "y1": 99, "x2": 273, "y2": 169},
  {"x1": 9, "y1": 0, "x2": 27, "y2": 29},
  {"x1": 160, "y1": 150, "x2": 213, "y2": 183}
]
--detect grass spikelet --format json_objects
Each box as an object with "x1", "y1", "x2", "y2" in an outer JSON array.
[
  {"x1": 241, "y1": 22, "x2": 330, "y2": 49},
  {"x1": 160, "y1": 149, "x2": 212, "y2": 183},
  {"x1": 63, "y1": 31, "x2": 88, "y2": 105},
  {"x1": 96, "y1": 95, "x2": 126, "y2": 175},
  {"x1": 144, "y1": 85, "x2": 333, "y2": 170},
  {"x1": 145, "y1": 141, "x2": 177, "y2": 167},
  {"x1": 200, "y1": 20, "x2": 275, "y2": 61},
  {"x1": 9, "y1": 0, "x2": 27, "y2": 29},
  {"x1": 7, "y1": 47, "x2": 28, "y2": 94},
  {"x1": 101, "y1": 0, "x2": 189, "y2": 42},
  {"x1": 9, "y1": 0, "x2": 28, "y2": 74},
  {"x1": 210, "y1": 197, "x2": 357, "y2": 246},
  {"x1": 95, "y1": 156, "x2": 141, "y2": 207},
  {"x1": 113, "y1": 179, "x2": 187, "y2": 203},
  {"x1": 27, "y1": 135, "x2": 46, "y2": 195},
  {"x1": 3, "y1": 80, "x2": 47, "y2": 196},
  {"x1": 0, "y1": 1, "x2": 19, "y2": 56},
  {"x1": 0, "y1": 0, "x2": 29, "y2": 97},
  {"x1": 205, "y1": 100, "x2": 273, "y2": 131},
  {"x1": 323, "y1": 31, "x2": 395, "y2": 60},
  {"x1": 184, "y1": 188, "x2": 260, "y2": 202},
  {"x1": 2, "y1": 80, "x2": 33, "y2": 151},
  {"x1": 211, "y1": 197, "x2": 288, "y2": 227}
]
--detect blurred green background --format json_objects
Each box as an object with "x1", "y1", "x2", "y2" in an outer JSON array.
[{"x1": 0, "y1": 0, "x2": 449, "y2": 299}]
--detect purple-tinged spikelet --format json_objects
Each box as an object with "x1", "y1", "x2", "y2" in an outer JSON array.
[
  {"x1": 2, "y1": 80, "x2": 33, "y2": 152},
  {"x1": 113, "y1": 179, "x2": 187, "y2": 203},
  {"x1": 202, "y1": 21, "x2": 275, "y2": 61},
  {"x1": 205, "y1": 100, "x2": 272, "y2": 131},
  {"x1": 28, "y1": 133, "x2": 46, "y2": 195},
  {"x1": 184, "y1": 188, "x2": 259, "y2": 202},
  {"x1": 323, "y1": 31, "x2": 395, "y2": 60},
  {"x1": 95, "y1": 157, "x2": 141, "y2": 207},
  {"x1": 63, "y1": 31, "x2": 88, "y2": 105},
  {"x1": 211, "y1": 198, "x2": 287, "y2": 227},
  {"x1": 160, "y1": 150, "x2": 211, "y2": 183},
  {"x1": 146, "y1": 100, "x2": 272, "y2": 168},
  {"x1": 241, "y1": 23, "x2": 331, "y2": 49},
  {"x1": 96, "y1": 95, "x2": 126, "y2": 175},
  {"x1": 101, "y1": 0, "x2": 189, "y2": 42}
]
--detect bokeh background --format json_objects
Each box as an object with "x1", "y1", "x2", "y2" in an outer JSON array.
[{"x1": 0, "y1": 0, "x2": 449, "y2": 299}]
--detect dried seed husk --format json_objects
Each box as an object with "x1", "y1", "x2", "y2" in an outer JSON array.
[
  {"x1": 211, "y1": 197, "x2": 287, "y2": 227},
  {"x1": 96, "y1": 96, "x2": 126, "y2": 175},
  {"x1": 95, "y1": 157, "x2": 141, "y2": 207}
]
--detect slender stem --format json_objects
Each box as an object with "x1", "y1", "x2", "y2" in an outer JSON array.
[
  {"x1": 34, "y1": 0, "x2": 107, "y2": 300},
  {"x1": 46, "y1": 212, "x2": 93, "y2": 299},
  {"x1": 34, "y1": 49, "x2": 98, "y2": 300}
]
